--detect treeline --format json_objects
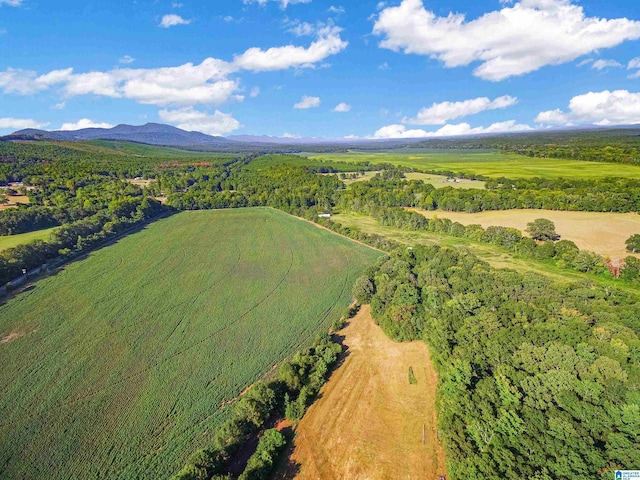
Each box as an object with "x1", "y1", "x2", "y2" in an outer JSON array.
[
  {"x1": 0, "y1": 197, "x2": 165, "y2": 286},
  {"x1": 339, "y1": 172, "x2": 640, "y2": 213},
  {"x1": 368, "y1": 206, "x2": 639, "y2": 283},
  {"x1": 171, "y1": 333, "x2": 342, "y2": 480},
  {"x1": 356, "y1": 245, "x2": 640, "y2": 478}
]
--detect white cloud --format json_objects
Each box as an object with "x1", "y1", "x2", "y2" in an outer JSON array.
[
  {"x1": 288, "y1": 21, "x2": 316, "y2": 37},
  {"x1": 378, "y1": 62, "x2": 389, "y2": 70},
  {"x1": 294, "y1": 95, "x2": 320, "y2": 109},
  {"x1": 0, "y1": 31, "x2": 345, "y2": 108},
  {"x1": 282, "y1": 132, "x2": 301, "y2": 138},
  {"x1": 0, "y1": 0, "x2": 22, "y2": 6},
  {"x1": 52, "y1": 101, "x2": 66, "y2": 110},
  {"x1": 373, "y1": 0, "x2": 640, "y2": 81},
  {"x1": 333, "y1": 102, "x2": 351, "y2": 112},
  {"x1": 0, "y1": 67, "x2": 72, "y2": 95},
  {"x1": 329, "y1": 5, "x2": 345, "y2": 14},
  {"x1": 373, "y1": 120, "x2": 531, "y2": 138},
  {"x1": 243, "y1": 0, "x2": 311, "y2": 9},
  {"x1": 60, "y1": 119, "x2": 114, "y2": 131},
  {"x1": 159, "y1": 14, "x2": 191, "y2": 28},
  {"x1": 0, "y1": 117, "x2": 48, "y2": 130},
  {"x1": 119, "y1": 55, "x2": 135, "y2": 65},
  {"x1": 591, "y1": 59, "x2": 623, "y2": 70},
  {"x1": 223, "y1": 16, "x2": 234, "y2": 22},
  {"x1": 403, "y1": 95, "x2": 517, "y2": 125},
  {"x1": 233, "y1": 25, "x2": 347, "y2": 72},
  {"x1": 172, "y1": 2, "x2": 183, "y2": 7},
  {"x1": 250, "y1": 87, "x2": 260, "y2": 97},
  {"x1": 536, "y1": 90, "x2": 640, "y2": 125},
  {"x1": 159, "y1": 107, "x2": 241, "y2": 136}
]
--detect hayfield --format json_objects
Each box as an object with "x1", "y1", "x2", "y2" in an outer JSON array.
[
  {"x1": 0, "y1": 227, "x2": 57, "y2": 251},
  {"x1": 412, "y1": 208, "x2": 640, "y2": 259},
  {"x1": 279, "y1": 305, "x2": 446, "y2": 479},
  {"x1": 0, "y1": 208, "x2": 380, "y2": 479},
  {"x1": 306, "y1": 151, "x2": 640, "y2": 179}
]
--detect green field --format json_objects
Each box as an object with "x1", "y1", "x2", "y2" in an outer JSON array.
[
  {"x1": 0, "y1": 208, "x2": 381, "y2": 479},
  {"x1": 0, "y1": 227, "x2": 57, "y2": 251},
  {"x1": 306, "y1": 151, "x2": 640, "y2": 179},
  {"x1": 87, "y1": 140, "x2": 235, "y2": 160}
]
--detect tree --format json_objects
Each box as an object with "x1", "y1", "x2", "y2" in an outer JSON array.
[
  {"x1": 626, "y1": 234, "x2": 640, "y2": 253},
  {"x1": 526, "y1": 218, "x2": 559, "y2": 241},
  {"x1": 352, "y1": 275, "x2": 375, "y2": 303},
  {"x1": 0, "y1": 194, "x2": 9, "y2": 206}
]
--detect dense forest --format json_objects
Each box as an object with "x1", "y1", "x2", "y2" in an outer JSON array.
[{"x1": 355, "y1": 245, "x2": 640, "y2": 479}]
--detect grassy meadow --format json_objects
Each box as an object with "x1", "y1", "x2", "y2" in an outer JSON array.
[
  {"x1": 0, "y1": 227, "x2": 57, "y2": 251},
  {"x1": 306, "y1": 151, "x2": 640, "y2": 179},
  {"x1": 0, "y1": 208, "x2": 381, "y2": 479}
]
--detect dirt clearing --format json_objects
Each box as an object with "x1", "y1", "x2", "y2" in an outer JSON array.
[
  {"x1": 412, "y1": 208, "x2": 640, "y2": 259},
  {"x1": 281, "y1": 305, "x2": 446, "y2": 480}
]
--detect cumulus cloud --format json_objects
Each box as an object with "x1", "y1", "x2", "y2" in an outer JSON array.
[
  {"x1": 159, "y1": 14, "x2": 191, "y2": 28},
  {"x1": 119, "y1": 55, "x2": 135, "y2": 64},
  {"x1": 591, "y1": 59, "x2": 623, "y2": 70},
  {"x1": 60, "y1": 119, "x2": 114, "y2": 131},
  {"x1": 403, "y1": 95, "x2": 517, "y2": 125},
  {"x1": 0, "y1": 0, "x2": 23, "y2": 6},
  {"x1": 243, "y1": 0, "x2": 311, "y2": 9},
  {"x1": 0, "y1": 30, "x2": 346, "y2": 110},
  {"x1": 373, "y1": 0, "x2": 640, "y2": 81},
  {"x1": 536, "y1": 90, "x2": 640, "y2": 125},
  {"x1": 294, "y1": 95, "x2": 320, "y2": 109},
  {"x1": 159, "y1": 107, "x2": 241, "y2": 136},
  {"x1": 233, "y1": 25, "x2": 347, "y2": 72},
  {"x1": 333, "y1": 102, "x2": 351, "y2": 112},
  {"x1": 329, "y1": 5, "x2": 345, "y2": 14},
  {"x1": 373, "y1": 120, "x2": 532, "y2": 138},
  {"x1": 0, "y1": 117, "x2": 48, "y2": 130}
]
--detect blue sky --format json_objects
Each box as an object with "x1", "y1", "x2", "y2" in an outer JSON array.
[{"x1": 1, "y1": 0, "x2": 640, "y2": 138}]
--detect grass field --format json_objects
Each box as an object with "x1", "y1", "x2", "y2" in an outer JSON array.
[
  {"x1": 0, "y1": 227, "x2": 57, "y2": 251},
  {"x1": 412, "y1": 209, "x2": 640, "y2": 259},
  {"x1": 332, "y1": 211, "x2": 640, "y2": 294},
  {"x1": 279, "y1": 305, "x2": 446, "y2": 479},
  {"x1": 86, "y1": 140, "x2": 235, "y2": 160},
  {"x1": 0, "y1": 208, "x2": 381, "y2": 479},
  {"x1": 306, "y1": 151, "x2": 640, "y2": 179}
]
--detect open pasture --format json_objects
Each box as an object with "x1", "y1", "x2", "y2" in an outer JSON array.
[
  {"x1": 247, "y1": 154, "x2": 365, "y2": 172},
  {"x1": 306, "y1": 151, "x2": 640, "y2": 179},
  {"x1": 412, "y1": 208, "x2": 640, "y2": 259},
  {"x1": 0, "y1": 208, "x2": 380, "y2": 479}
]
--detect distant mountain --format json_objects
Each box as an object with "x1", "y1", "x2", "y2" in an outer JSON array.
[
  {"x1": 227, "y1": 134, "x2": 363, "y2": 145},
  {"x1": 10, "y1": 123, "x2": 237, "y2": 148}
]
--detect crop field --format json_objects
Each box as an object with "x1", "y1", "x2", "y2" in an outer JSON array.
[
  {"x1": 0, "y1": 227, "x2": 57, "y2": 251},
  {"x1": 86, "y1": 140, "x2": 235, "y2": 160},
  {"x1": 0, "y1": 208, "x2": 381, "y2": 479},
  {"x1": 411, "y1": 208, "x2": 640, "y2": 259},
  {"x1": 306, "y1": 151, "x2": 640, "y2": 179},
  {"x1": 280, "y1": 306, "x2": 446, "y2": 479}
]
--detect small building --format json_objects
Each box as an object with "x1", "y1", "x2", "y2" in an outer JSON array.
[{"x1": 318, "y1": 213, "x2": 331, "y2": 218}]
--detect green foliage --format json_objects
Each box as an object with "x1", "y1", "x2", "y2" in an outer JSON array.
[
  {"x1": 526, "y1": 218, "x2": 559, "y2": 241},
  {"x1": 238, "y1": 429, "x2": 286, "y2": 480},
  {"x1": 353, "y1": 275, "x2": 375, "y2": 303},
  {"x1": 626, "y1": 234, "x2": 640, "y2": 253},
  {"x1": 367, "y1": 245, "x2": 640, "y2": 479}
]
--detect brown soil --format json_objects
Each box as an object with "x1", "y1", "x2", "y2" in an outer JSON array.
[
  {"x1": 281, "y1": 305, "x2": 446, "y2": 480},
  {"x1": 0, "y1": 332, "x2": 24, "y2": 344}
]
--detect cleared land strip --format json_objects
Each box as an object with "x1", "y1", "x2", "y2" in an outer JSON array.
[
  {"x1": 411, "y1": 208, "x2": 640, "y2": 259},
  {"x1": 280, "y1": 305, "x2": 446, "y2": 480}
]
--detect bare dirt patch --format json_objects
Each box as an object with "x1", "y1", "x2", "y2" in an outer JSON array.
[
  {"x1": 412, "y1": 208, "x2": 640, "y2": 260},
  {"x1": 282, "y1": 305, "x2": 446, "y2": 480},
  {"x1": 1, "y1": 332, "x2": 24, "y2": 344}
]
